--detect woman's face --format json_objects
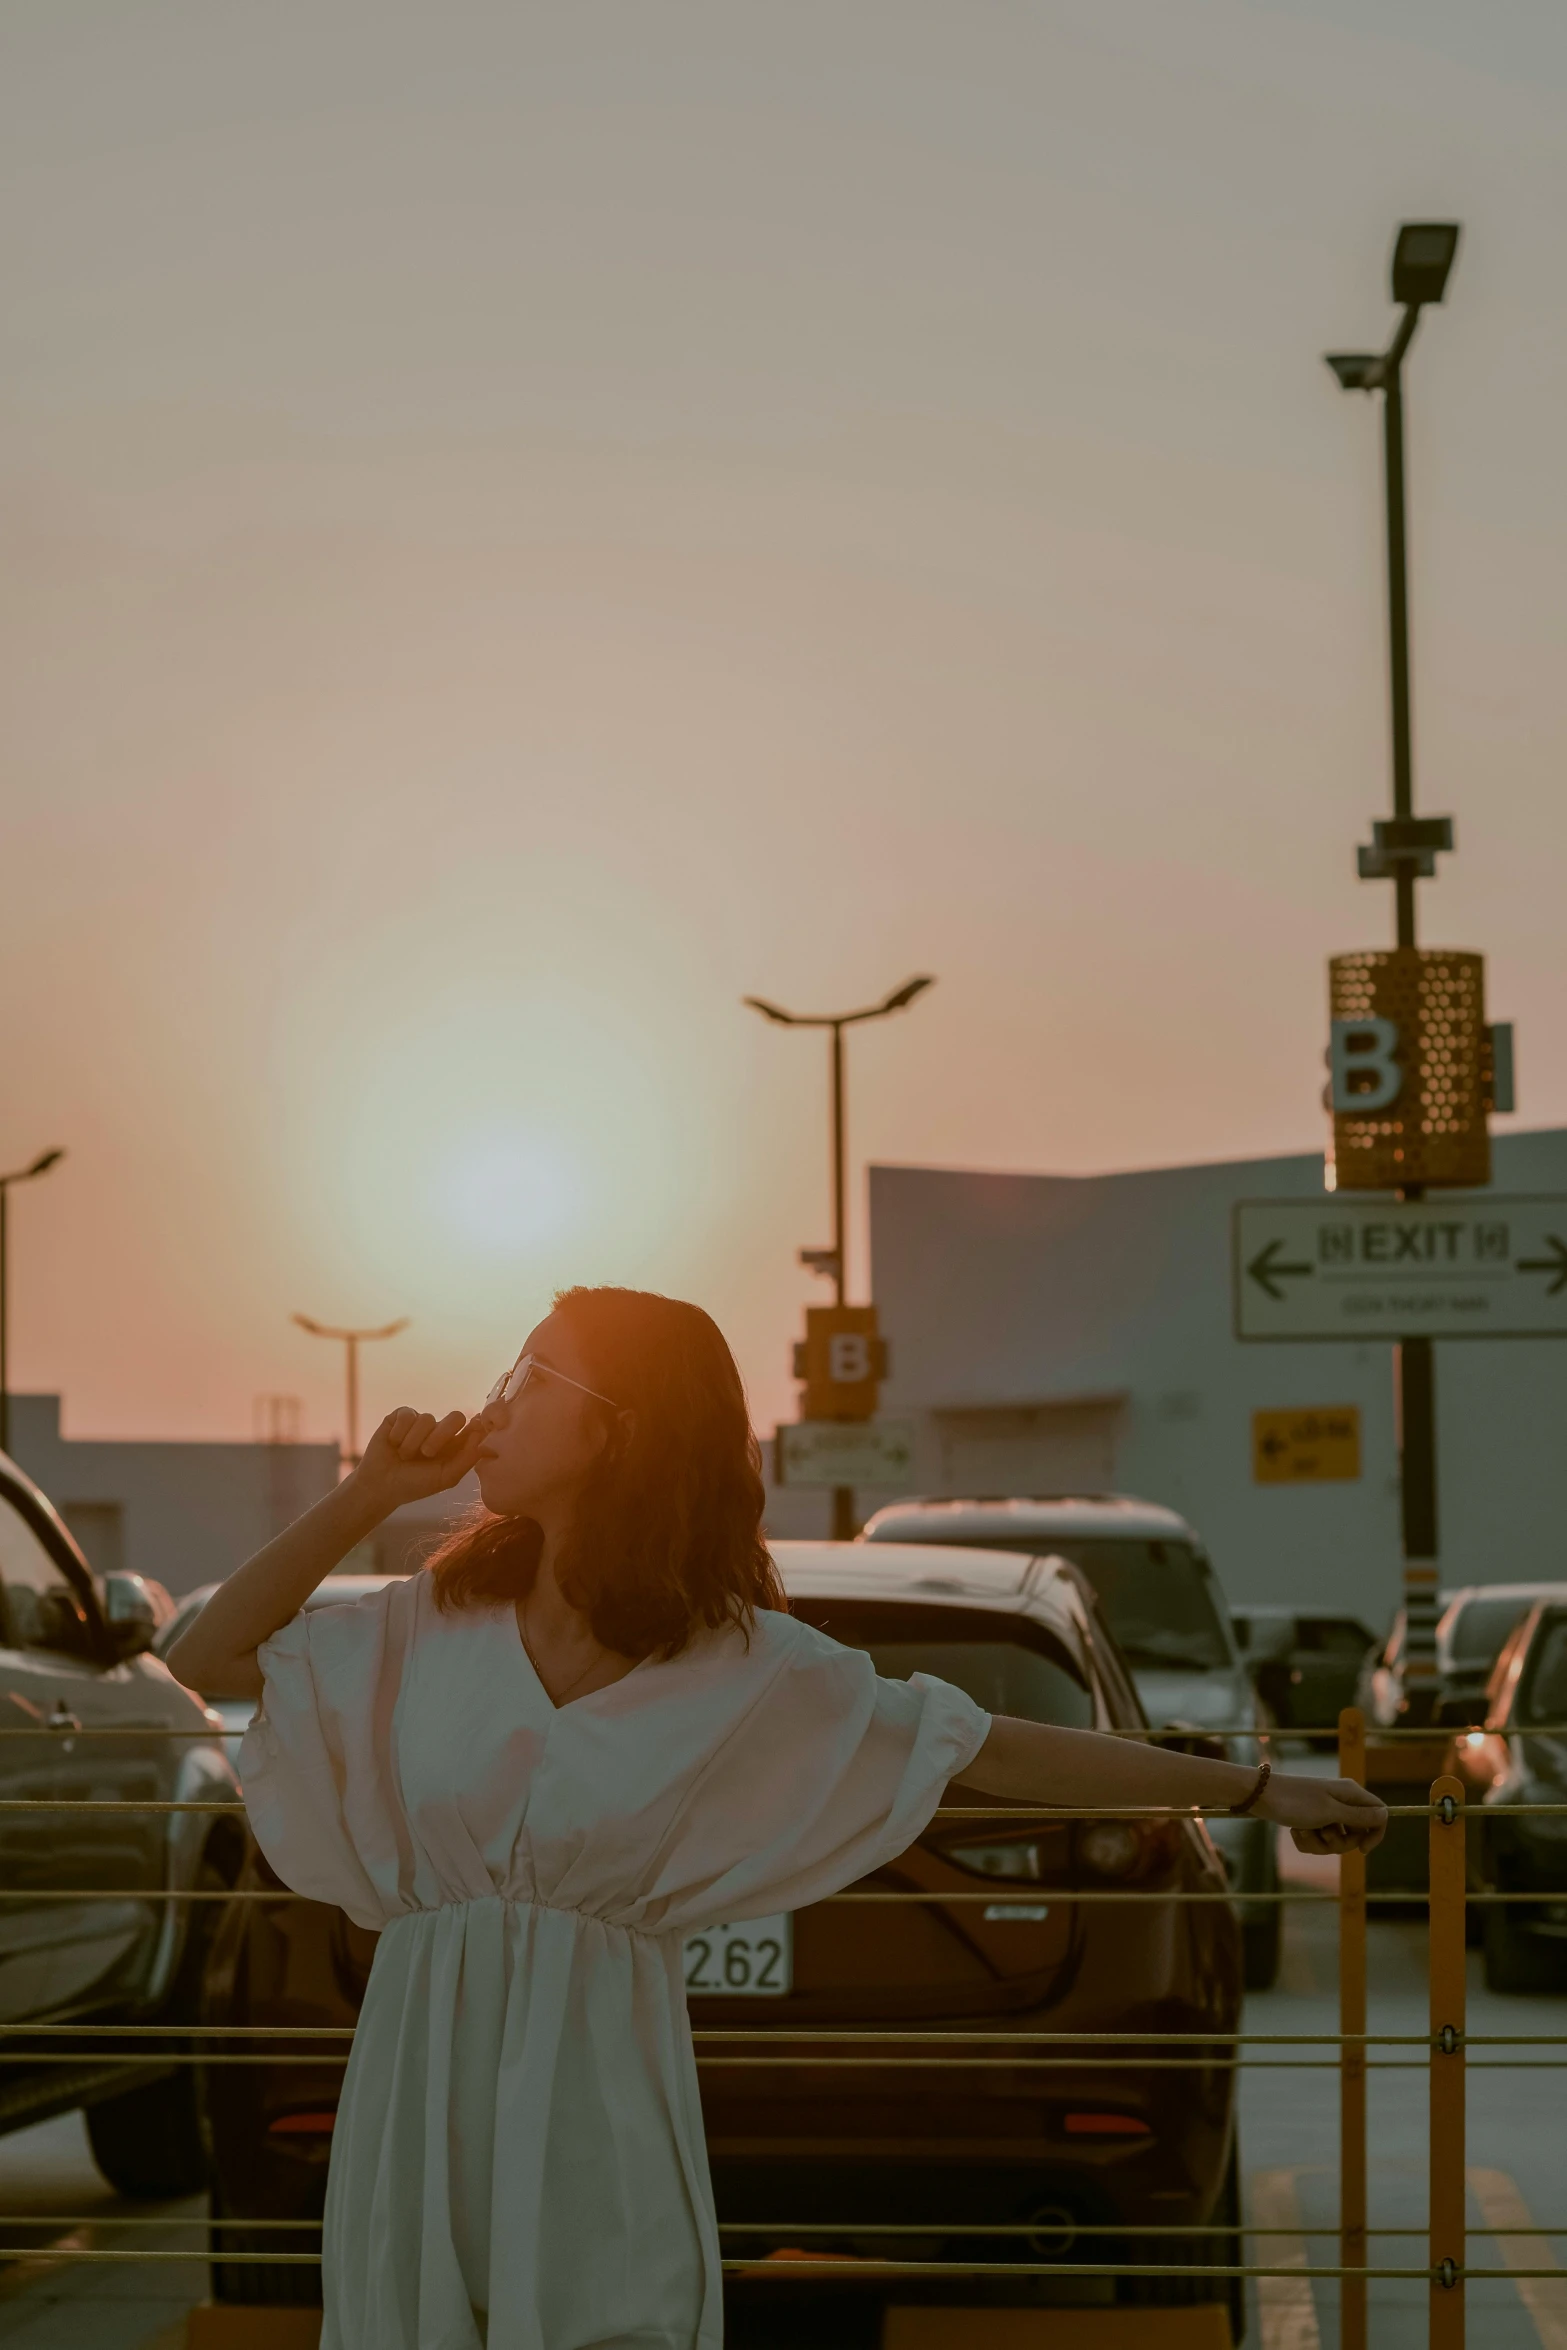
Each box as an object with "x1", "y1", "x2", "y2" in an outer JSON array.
[{"x1": 474, "y1": 1310, "x2": 618, "y2": 1519}]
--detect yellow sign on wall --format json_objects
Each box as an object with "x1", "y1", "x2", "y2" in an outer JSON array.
[{"x1": 1252, "y1": 1407, "x2": 1362, "y2": 1484}]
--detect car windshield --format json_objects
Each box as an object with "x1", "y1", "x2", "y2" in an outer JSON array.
[
  {"x1": 1519, "y1": 1616, "x2": 1567, "y2": 1728},
  {"x1": 1054, "y1": 1543, "x2": 1233, "y2": 1673},
  {"x1": 791, "y1": 1599, "x2": 1095, "y2": 1728},
  {"x1": 897, "y1": 1534, "x2": 1233, "y2": 1673},
  {"x1": 1447, "y1": 1596, "x2": 1535, "y2": 1668}
]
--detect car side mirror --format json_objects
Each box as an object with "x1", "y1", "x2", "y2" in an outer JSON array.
[
  {"x1": 1433, "y1": 1691, "x2": 1489, "y2": 1730},
  {"x1": 101, "y1": 1573, "x2": 160, "y2": 1659}
]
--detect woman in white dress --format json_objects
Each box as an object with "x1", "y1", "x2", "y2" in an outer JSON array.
[{"x1": 170, "y1": 1284, "x2": 1385, "y2": 2350}]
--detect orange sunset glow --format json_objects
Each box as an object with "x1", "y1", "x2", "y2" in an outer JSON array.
[{"x1": 4, "y1": 1, "x2": 1565, "y2": 1452}]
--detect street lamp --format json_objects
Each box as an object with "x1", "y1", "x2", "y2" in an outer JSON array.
[
  {"x1": 292, "y1": 1313, "x2": 410, "y2": 1472},
  {"x1": 743, "y1": 977, "x2": 935, "y2": 1305},
  {"x1": 0, "y1": 1149, "x2": 66, "y2": 1458},
  {"x1": 1325, "y1": 220, "x2": 1460, "y2": 951},
  {"x1": 1325, "y1": 221, "x2": 1460, "y2": 1718}
]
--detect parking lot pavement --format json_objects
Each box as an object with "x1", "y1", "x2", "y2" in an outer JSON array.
[
  {"x1": 1243, "y1": 1831, "x2": 1567, "y2": 2349},
  {"x1": 0, "y1": 2113, "x2": 204, "y2": 2349}
]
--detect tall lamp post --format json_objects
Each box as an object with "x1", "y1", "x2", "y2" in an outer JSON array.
[
  {"x1": 743, "y1": 977, "x2": 934, "y2": 1306},
  {"x1": 744, "y1": 976, "x2": 934, "y2": 1535},
  {"x1": 292, "y1": 1313, "x2": 410, "y2": 1473},
  {"x1": 1326, "y1": 221, "x2": 1461, "y2": 1708},
  {"x1": 0, "y1": 1149, "x2": 66, "y2": 1458}
]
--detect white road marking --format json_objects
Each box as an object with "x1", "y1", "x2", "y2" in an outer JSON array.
[
  {"x1": 1250, "y1": 2167, "x2": 1321, "y2": 2350},
  {"x1": 1469, "y1": 2167, "x2": 1567, "y2": 2349}
]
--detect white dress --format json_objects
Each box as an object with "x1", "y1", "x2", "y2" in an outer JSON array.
[{"x1": 238, "y1": 1573, "x2": 991, "y2": 2350}]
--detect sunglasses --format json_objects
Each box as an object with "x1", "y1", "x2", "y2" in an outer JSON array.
[{"x1": 485, "y1": 1352, "x2": 621, "y2": 1414}]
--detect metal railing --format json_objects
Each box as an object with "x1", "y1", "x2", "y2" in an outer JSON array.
[{"x1": 1, "y1": 1711, "x2": 1564, "y2": 2345}]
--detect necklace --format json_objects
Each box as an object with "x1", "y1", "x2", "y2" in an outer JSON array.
[{"x1": 519, "y1": 1593, "x2": 604, "y2": 1706}]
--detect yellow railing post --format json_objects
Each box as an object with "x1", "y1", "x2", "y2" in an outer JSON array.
[
  {"x1": 1429, "y1": 1773, "x2": 1466, "y2": 2348},
  {"x1": 1339, "y1": 1706, "x2": 1368, "y2": 2350}
]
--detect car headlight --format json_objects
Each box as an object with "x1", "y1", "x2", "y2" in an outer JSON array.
[
  {"x1": 1075, "y1": 1822, "x2": 1145, "y2": 1881},
  {"x1": 946, "y1": 1840, "x2": 1045, "y2": 1882}
]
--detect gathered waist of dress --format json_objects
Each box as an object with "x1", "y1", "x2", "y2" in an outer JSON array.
[{"x1": 377, "y1": 1892, "x2": 669, "y2": 1940}]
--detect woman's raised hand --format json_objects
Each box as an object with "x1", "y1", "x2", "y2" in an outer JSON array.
[
  {"x1": 1259, "y1": 1772, "x2": 1388, "y2": 1856},
  {"x1": 352, "y1": 1408, "x2": 490, "y2": 1511}
]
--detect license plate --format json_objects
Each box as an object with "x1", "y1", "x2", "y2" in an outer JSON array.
[{"x1": 683, "y1": 1914, "x2": 792, "y2": 1996}]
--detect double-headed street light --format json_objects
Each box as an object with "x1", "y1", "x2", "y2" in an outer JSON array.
[
  {"x1": 292, "y1": 1313, "x2": 410, "y2": 1472},
  {"x1": 0, "y1": 1149, "x2": 66, "y2": 1458},
  {"x1": 745, "y1": 976, "x2": 934, "y2": 1540},
  {"x1": 743, "y1": 976, "x2": 935, "y2": 1305}
]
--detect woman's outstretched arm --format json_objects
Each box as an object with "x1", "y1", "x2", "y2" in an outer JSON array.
[
  {"x1": 960, "y1": 1717, "x2": 1387, "y2": 1855},
  {"x1": 166, "y1": 1408, "x2": 486, "y2": 1699}
]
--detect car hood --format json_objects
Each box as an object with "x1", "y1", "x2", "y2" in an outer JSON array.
[{"x1": 1130, "y1": 1667, "x2": 1256, "y2": 1732}]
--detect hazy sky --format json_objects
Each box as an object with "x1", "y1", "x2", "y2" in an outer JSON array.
[{"x1": 4, "y1": 0, "x2": 1565, "y2": 1449}]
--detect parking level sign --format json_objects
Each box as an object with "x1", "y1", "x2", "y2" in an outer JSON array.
[
  {"x1": 1234, "y1": 1197, "x2": 1567, "y2": 1341},
  {"x1": 775, "y1": 1420, "x2": 916, "y2": 1488}
]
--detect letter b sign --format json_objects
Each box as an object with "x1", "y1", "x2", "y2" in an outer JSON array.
[
  {"x1": 1329, "y1": 1017, "x2": 1402, "y2": 1113},
  {"x1": 828, "y1": 1333, "x2": 871, "y2": 1383},
  {"x1": 795, "y1": 1305, "x2": 886, "y2": 1421}
]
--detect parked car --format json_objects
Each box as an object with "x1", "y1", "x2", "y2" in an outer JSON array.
[
  {"x1": 859, "y1": 1496, "x2": 1281, "y2": 1988},
  {"x1": 1435, "y1": 1585, "x2": 1556, "y2": 1713},
  {"x1": 1357, "y1": 1586, "x2": 1547, "y2": 1729},
  {"x1": 154, "y1": 1574, "x2": 399, "y2": 1761},
  {"x1": 200, "y1": 1542, "x2": 1245, "y2": 2338},
  {"x1": 1355, "y1": 1598, "x2": 1452, "y2": 1728},
  {"x1": 1230, "y1": 1608, "x2": 1375, "y2": 1733},
  {"x1": 1439, "y1": 1589, "x2": 1567, "y2": 1993},
  {"x1": 0, "y1": 1446, "x2": 242, "y2": 2195}
]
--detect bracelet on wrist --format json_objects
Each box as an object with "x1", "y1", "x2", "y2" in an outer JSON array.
[{"x1": 1228, "y1": 1761, "x2": 1272, "y2": 1816}]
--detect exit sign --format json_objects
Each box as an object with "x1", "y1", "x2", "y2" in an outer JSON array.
[{"x1": 1234, "y1": 1197, "x2": 1567, "y2": 1341}]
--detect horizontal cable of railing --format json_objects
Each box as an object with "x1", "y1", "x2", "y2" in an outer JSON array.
[
  {"x1": 0, "y1": 1885, "x2": 1553, "y2": 1904},
  {"x1": 1, "y1": 1798, "x2": 1560, "y2": 1817},
  {"x1": 8, "y1": 2216, "x2": 1567, "y2": 2238},
  {"x1": 0, "y1": 2247, "x2": 1559, "y2": 2278},
  {"x1": 17, "y1": 2025, "x2": 1563, "y2": 2043},
  {"x1": 6, "y1": 1720, "x2": 1561, "y2": 1740},
  {"x1": 0, "y1": 2055, "x2": 1414, "y2": 2071}
]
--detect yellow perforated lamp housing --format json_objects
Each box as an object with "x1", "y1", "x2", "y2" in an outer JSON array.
[{"x1": 1327, "y1": 947, "x2": 1490, "y2": 1191}]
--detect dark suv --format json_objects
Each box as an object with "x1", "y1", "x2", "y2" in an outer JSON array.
[{"x1": 0, "y1": 1446, "x2": 242, "y2": 2194}]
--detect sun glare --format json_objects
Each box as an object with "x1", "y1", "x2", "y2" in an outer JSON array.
[
  {"x1": 298, "y1": 983, "x2": 692, "y2": 1327},
  {"x1": 441, "y1": 1131, "x2": 580, "y2": 1255}
]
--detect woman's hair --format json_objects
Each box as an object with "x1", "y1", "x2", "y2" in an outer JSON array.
[{"x1": 428, "y1": 1286, "x2": 786, "y2": 1657}]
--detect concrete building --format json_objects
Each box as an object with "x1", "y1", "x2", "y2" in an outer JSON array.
[
  {"x1": 854, "y1": 1127, "x2": 1567, "y2": 1623},
  {"x1": 0, "y1": 1392, "x2": 515, "y2": 1600},
  {"x1": 5, "y1": 1396, "x2": 481, "y2": 1596},
  {"x1": 5, "y1": 1395, "x2": 343, "y2": 1596}
]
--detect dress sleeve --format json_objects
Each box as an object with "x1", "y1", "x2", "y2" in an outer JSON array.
[
  {"x1": 637, "y1": 1617, "x2": 992, "y2": 1934},
  {"x1": 237, "y1": 1580, "x2": 419, "y2": 1931}
]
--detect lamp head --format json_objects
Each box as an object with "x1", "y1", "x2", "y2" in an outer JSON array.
[
  {"x1": 1392, "y1": 221, "x2": 1460, "y2": 308},
  {"x1": 881, "y1": 975, "x2": 935, "y2": 1013},
  {"x1": 26, "y1": 1149, "x2": 65, "y2": 1178},
  {"x1": 1326, "y1": 352, "x2": 1380, "y2": 392},
  {"x1": 742, "y1": 996, "x2": 797, "y2": 1025}
]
